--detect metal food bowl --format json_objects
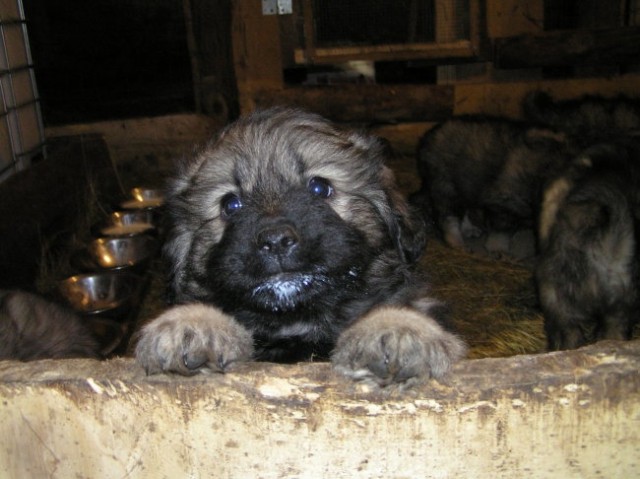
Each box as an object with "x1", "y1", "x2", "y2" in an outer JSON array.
[
  {"x1": 120, "y1": 187, "x2": 164, "y2": 210},
  {"x1": 93, "y1": 210, "x2": 157, "y2": 237},
  {"x1": 85, "y1": 234, "x2": 157, "y2": 272},
  {"x1": 57, "y1": 271, "x2": 141, "y2": 319}
]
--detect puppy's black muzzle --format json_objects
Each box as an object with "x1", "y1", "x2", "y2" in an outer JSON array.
[{"x1": 256, "y1": 223, "x2": 299, "y2": 256}]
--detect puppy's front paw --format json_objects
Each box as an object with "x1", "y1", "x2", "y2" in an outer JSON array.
[
  {"x1": 135, "y1": 303, "x2": 253, "y2": 375},
  {"x1": 332, "y1": 307, "x2": 466, "y2": 388}
]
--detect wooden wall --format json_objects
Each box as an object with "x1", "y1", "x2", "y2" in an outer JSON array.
[{"x1": 231, "y1": 0, "x2": 640, "y2": 138}]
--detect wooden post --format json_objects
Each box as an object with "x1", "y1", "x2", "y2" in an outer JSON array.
[
  {"x1": 231, "y1": 0, "x2": 284, "y2": 114},
  {"x1": 494, "y1": 27, "x2": 640, "y2": 69},
  {"x1": 182, "y1": 0, "x2": 202, "y2": 113}
]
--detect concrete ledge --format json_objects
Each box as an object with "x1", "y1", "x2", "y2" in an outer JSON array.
[{"x1": 1, "y1": 340, "x2": 639, "y2": 478}]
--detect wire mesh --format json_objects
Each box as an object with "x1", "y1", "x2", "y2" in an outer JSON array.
[
  {"x1": 311, "y1": 0, "x2": 470, "y2": 47},
  {"x1": 0, "y1": 0, "x2": 45, "y2": 182}
]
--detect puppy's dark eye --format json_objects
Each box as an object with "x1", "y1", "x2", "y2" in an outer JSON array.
[
  {"x1": 221, "y1": 193, "x2": 243, "y2": 217},
  {"x1": 308, "y1": 177, "x2": 333, "y2": 198}
]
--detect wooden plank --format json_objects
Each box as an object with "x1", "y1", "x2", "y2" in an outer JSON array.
[
  {"x1": 486, "y1": 0, "x2": 544, "y2": 38},
  {"x1": 231, "y1": 0, "x2": 284, "y2": 114},
  {"x1": 294, "y1": 41, "x2": 477, "y2": 64},
  {"x1": 250, "y1": 73, "x2": 640, "y2": 124},
  {"x1": 0, "y1": 340, "x2": 638, "y2": 478},
  {"x1": 454, "y1": 73, "x2": 640, "y2": 118},
  {"x1": 435, "y1": 0, "x2": 458, "y2": 43},
  {"x1": 251, "y1": 84, "x2": 454, "y2": 123},
  {"x1": 494, "y1": 26, "x2": 640, "y2": 69}
]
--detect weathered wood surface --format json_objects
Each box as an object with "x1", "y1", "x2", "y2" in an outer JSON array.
[
  {"x1": 1, "y1": 340, "x2": 638, "y2": 478},
  {"x1": 252, "y1": 84, "x2": 454, "y2": 123},
  {"x1": 453, "y1": 74, "x2": 640, "y2": 119},
  {"x1": 44, "y1": 113, "x2": 223, "y2": 174},
  {"x1": 231, "y1": 0, "x2": 283, "y2": 114},
  {"x1": 494, "y1": 27, "x2": 640, "y2": 69}
]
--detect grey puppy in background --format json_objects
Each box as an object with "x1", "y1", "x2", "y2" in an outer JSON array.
[
  {"x1": 411, "y1": 116, "x2": 569, "y2": 255},
  {"x1": 0, "y1": 290, "x2": 100, "y2": 360},
  {"x1": 135, "y1": 107, "x2": 466, "y2": 388},
  {"x1": 523, "y1": 91, "x2": 640, "y2": 147},
  {"x1": 537, "y1": 140, "x2": 640, "y2": 350}
]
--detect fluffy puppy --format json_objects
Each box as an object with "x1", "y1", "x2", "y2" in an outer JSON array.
[
  {"x1": 0, "y1": 290, "x2": 100, "y2": 360},
  {"x1": 135, "y1": 107, "x2": 465, "y2": 387},
  {"x1": 536, "y1": 140, "x2": 640, "y2": 350},
  {"x1": 523, "y1": 91, "x2": 640, "y2": 147},
  {"x1": 410, "y1": 116, "x2": 569, "y2": 255}
]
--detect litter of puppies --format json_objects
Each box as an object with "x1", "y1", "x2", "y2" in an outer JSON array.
[
  {"x1": 412, "y1": 92, "x2": 640, "y2": 351},
  {"x1": 2, "y1": 92, "x2": 639, "y2": 363}
]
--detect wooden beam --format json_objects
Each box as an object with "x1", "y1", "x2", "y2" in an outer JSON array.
[
  {"x1": 453, "y1": 73, "x2": 640, "y2": 118},
  {"x1": 251, "y1": 84, "x2": 454, "y2": 123},
  {"x1": 0, "y1": 340, "x2": 638, "y2": 477},
  {"x1": 486, "y1": 0, "x2": 544, "y2": 38},
  {"x1": 232, "y1": 0, "x2": 284, "y2": 114},
  {"x1": 494, "y1": 27, "x2": 640, "y2": 69},
  {"x1": 294, "y1": 41, "x2": 477, "y2": 64}
]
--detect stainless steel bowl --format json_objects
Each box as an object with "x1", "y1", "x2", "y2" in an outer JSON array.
[
  {"x1": 95, "y1": 210, "x2": 156, "y2": 237},
  {"x1": 57, "y1": 271, "x2": 141, "y2": 318},
  {"x1": 120, "y1": 187, "x2": 164, "y2": 210},
  {"x1": 86, "y1": 234, "x2": 157, "y2": 271}
]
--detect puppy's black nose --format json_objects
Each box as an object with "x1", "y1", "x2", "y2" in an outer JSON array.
[{"x1": 257, "y1": 224, "x2": 299, "y2": 256}]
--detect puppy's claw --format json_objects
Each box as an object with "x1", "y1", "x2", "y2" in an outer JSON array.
[
  {"x1": 135, "y1": 304, "x2": 254, "y2": 376},
  {"x1": 182, "y1": 351, "x2": 207, "y2": 371},
  {"x1": 332, "y1": 306, "x2": 466, "y2": 388}
]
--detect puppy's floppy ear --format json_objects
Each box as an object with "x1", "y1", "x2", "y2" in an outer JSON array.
[
  {"x1": 160, "y1": 145, "x2": 211, "y2": 304},
  {"x1": 379, "y1": 165, "x2": 428, "y2": 263},
  {"x1": 352, "y1": 132, "x2": 428, "y2": 263}
]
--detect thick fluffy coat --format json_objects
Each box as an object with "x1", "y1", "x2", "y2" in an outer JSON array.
[
  {"x1": 411, "y1": 116, "x2": 569, "y2": 253},
  {"x1": 135, "y1": 107, "x2": 465, "y2": 387},
  {"x1": 536, "y1": 141, "x2": 640, "y2": 350},
  {"x1": 0, "y1": 290, "x2": 100, "y2": 360},
  {"x1": 523, "y1": 91, "x2": 640, "y2": 147}
]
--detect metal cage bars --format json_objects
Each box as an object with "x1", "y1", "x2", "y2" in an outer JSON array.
[{"x1": 0, "y1": 0, "x2": 45, "y2": 183}]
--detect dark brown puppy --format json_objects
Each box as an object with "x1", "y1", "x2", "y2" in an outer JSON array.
[
  {"x1": 135, "y1": 107, "x2": 465, "y2": 387},
  {"x1": 537, "y1": 140, "x2": 640, "y2": 350},
  {"x1": 411, "y1": 116, "x2": 569, "y2": 255},
  {"x1": 523, "y1": 91, "x2": 640, "y2": 147},
  {"x1": 0, "y1": 290, "x2": 100, "y2": 360}
]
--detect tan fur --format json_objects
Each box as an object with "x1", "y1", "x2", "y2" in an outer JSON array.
[
  {"x1": 538, "y1": 176, "x2": 572, "y2": 246},
  {"x1": 135, "y1": 107, "x2": 466, "y2": 387}
]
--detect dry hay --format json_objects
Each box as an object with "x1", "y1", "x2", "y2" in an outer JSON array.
[
  {"x1": 387, "y1": 151, "x2": 547, "y2": 359},
  {"x1": 421, "y1": 237, "x2": 546, "y2": 359}
]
